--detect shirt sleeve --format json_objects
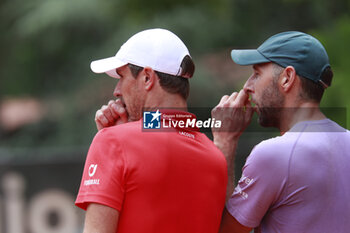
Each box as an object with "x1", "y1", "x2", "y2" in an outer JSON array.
[
  {"x1": 75, "y1": 128, "x2": 127, "y2": 211},
  {"x1": 226, "y1": 139, "x2": 289, "y2": 228}
]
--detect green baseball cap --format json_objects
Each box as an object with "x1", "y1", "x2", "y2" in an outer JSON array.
[{"x1": 231, "y1": 31, "x2": 330, "y2": 84}]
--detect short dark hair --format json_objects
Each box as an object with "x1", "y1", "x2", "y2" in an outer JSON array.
[
  {"x1": 298, "y1": 66, "x2": 333, "y2": 102},
  {"x1": 128, "y1": 63, "x2": 143, "y2": 78},
  {"x1": 127, "y1": 55, "x2": 195, "y2": 100},
  {"x1": 272, "y1": 63, "x2": 333, "y2": 103}
]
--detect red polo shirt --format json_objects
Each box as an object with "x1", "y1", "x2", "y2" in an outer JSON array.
[{"x1": 75, "y1": 111, "x2": 227, "y2": 233}]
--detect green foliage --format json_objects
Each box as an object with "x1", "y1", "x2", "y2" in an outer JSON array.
[
  {"x1": 313, "y1": 16, "x2": 350, "y2": 127},
  {"x1": 0, "y1": 0, "x2": 349, "y2": 149}
]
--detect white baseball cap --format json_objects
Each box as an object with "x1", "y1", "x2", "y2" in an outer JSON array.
[{"x1": 90, "y1": 28, "x2": 192, "y2": 78}]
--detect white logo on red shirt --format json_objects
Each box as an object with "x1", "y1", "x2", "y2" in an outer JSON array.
[
  {"x1": 84, "y1": 164, "x2": 100, "y2": 186},
  {"x1": 88, "y1": 164, "x2": 98, "y2": 177}
]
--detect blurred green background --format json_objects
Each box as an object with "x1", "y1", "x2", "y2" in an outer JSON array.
[
  {"x1": 0, "y1": 0, "x2": 349, "y2": 169},
  {"x1": 0, "y1": 1, "x2": 349, "y2": 231}
]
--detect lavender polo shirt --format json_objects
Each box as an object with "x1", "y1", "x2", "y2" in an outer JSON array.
[{"x1": 227, "y1": 119, "x2": 350, "y2": 233}]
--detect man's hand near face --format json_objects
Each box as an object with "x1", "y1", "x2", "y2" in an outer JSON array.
[
  {"x1": 95, "y1": 99, "x2": 129, "y2": 131},
  {"x1": 211, "y1": 89, "x2": 254, "y2": 200},
  {"x1": 212, "y1": 90, "x2": 254, "y2": 233}
]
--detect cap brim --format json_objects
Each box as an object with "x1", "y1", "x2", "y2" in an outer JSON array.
[
  {"x1": 90, "y1": 56, "x2": 127, "y2": 78},
  {"x1": 231, "y1": 49, "x2": 270, "y2": 65}
]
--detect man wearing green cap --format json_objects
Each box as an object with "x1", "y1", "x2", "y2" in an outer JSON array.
[{"x1": 212, "y1": 31, "x2": 350, "y2": 233}]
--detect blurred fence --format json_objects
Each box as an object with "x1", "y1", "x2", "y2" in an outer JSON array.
[{"x1": 0, "y1": 148, "x2": 86, "y2": 233}]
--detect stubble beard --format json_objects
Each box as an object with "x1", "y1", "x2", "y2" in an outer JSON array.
[
  {"x1": 126, "y1": 104, "x2": 143, "y2": 122},
  {"x1": 126, "y1": 90, "x2": 145, "y2": 122},
  {"x1": 257, "y1": 81, "x2": 285, "y2": 128}
]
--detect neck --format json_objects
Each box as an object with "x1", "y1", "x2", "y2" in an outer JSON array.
[
  {"x1": 279, "y1": 101, "x2": 326, "y2": 135},
  {"x1": 145, "y1": 93, "x2": 188, "y2": 111}
]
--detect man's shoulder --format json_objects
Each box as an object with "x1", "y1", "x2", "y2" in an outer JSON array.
[
  {"x1": 240, "y1": 135, "x2": 295, "y2": 185},
  {"x1": 254, "y1": 133, "x2": 297, "y2": 154},
  {"x1": 246, "y1": 133, "x2": 300, "y2": 168},
  {"x1": 99, "y1": 121, "x2": 141, "y2": 136},
  {"x1": 90, "y1": 121, "x2": 141, "y2": 147}
]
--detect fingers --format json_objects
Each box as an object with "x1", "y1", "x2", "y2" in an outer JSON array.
[
  {"x1": 226, "y1": 92, "x2": 239, "y2": 104},
  {"x1": 96, "y1": 119, "x2": 104, "y2": 131},
  {"x1": 95, "y1": 109, "x2": 111, "y2": 130},
  {"x1": 244, "y1": 99, "x2": 254, "y2": 123},
  {"x1": 108, "y1": 100, "x2": 118, "y2": 118},
  {"x1": 235, "y1": 89, "x2": 249, "y2": 107},
  {"x1": 95, "y1": 99, "x2": 129, "y2": 131},
  {"x1": 212, "y1": 89, "x2": 254, "y2": 136},
  {"x1": 101, "y1": 105, "x2": 115, "y2": 123},
  {"x1": 216, "y1": 95, "x2": 229, "y2": 107},
  {"x1": 215, "y1": 92, "x2": 238, "y2": 109},
  {"x1": 217, "y1": 90, "x2": 247, "y2": 108},
  {"x1": 109, "y1": 99, "x2": 128, "y2": 124}
]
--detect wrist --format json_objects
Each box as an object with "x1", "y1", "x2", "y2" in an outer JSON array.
[
  {"x1": 214, "y1": 136, "x2": 238, "y2": 156},
  {"x1": 214, "y1": 134, "x2": 239, "y2": 148}
]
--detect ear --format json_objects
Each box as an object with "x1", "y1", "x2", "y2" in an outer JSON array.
[
  {"x1": 143, "y1": 67, "x2": 157, "y2": 91},
  {"x1": 279, "y1": 66, "x2": 297, "y2": 93}
]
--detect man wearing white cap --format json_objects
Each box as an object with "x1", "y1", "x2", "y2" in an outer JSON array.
[{"x1": 75, "y1": 28, "x2": 227, "y2": 233}]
